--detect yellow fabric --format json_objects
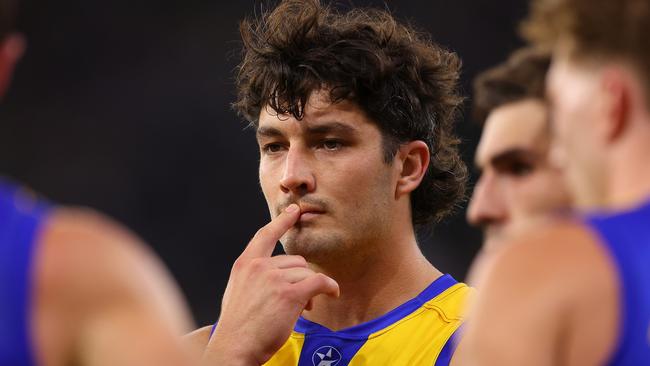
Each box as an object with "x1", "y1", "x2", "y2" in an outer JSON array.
[{"x1": 263, "y1": 283, "x2": 472, "y2": 366}]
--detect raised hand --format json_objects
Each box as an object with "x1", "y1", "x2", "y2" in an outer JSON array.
[{"x1": 202, "y1": 204, "x2": 339, "y2": 366}]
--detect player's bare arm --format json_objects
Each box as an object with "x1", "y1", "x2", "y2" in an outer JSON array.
[
  {"x1": 457, "y1": 221, "x2": 619, "y2": 366},
  {"x1": 194, "y1": 204, "x2": 339, "y2": 366},
  {"x1": 33, "y1": 207, "x2": 196, "y2": 366}
]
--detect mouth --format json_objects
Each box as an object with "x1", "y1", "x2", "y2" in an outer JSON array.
[
  {"x1": 297, "y1": 204, "x2": 325, "y2": 223},
  {"x1": 299, "y1": 211, "x2": 323, "y2": 222}
]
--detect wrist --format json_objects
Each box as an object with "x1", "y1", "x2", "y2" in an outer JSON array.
[{"x1": 202, "y1": 328, "x2": 261, "y2": 366}]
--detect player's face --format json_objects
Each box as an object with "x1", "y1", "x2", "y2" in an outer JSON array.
[
  {"x1": 547, "y1": 48, "x2": 608, "y2": 208},
  {"x1": 468, "y1": 99, "x2": 570, "y2": 249},
  {"x1": 257, "y1": 91, "x2": 396, "y2": 265}
]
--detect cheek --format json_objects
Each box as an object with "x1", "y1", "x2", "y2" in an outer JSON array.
[
  {"x1": 511, "y1": 172, "x2": 568, "y2": 213},
  {"x1": 328, "y1": 159, "x2": 394, "y2": 209},
  {"x1": 259, "y1": 163, "x2": 279, "y2": 202}
]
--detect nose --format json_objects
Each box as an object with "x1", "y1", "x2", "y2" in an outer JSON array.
[
  {"x1": 279, "y1": 146, "x2": 316, "y2": 195},
  {"x1": 467, "y1": 172, "x2": 508, "y2": 229}
]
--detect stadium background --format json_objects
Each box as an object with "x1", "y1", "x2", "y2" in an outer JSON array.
[{"x1": 0, "y1": 0, "x2": 527, "y2": 325}]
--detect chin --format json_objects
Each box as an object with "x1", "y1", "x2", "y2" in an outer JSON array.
[{"x1": 281, "y1": 229, "x2": 344, "y2": 262}]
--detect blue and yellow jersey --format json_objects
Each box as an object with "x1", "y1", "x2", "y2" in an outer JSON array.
[
  {"x1": 264, "y1": 274, "x2": 471, "y2": 366},
  {"x1": 0, "y1": 178, "x2": 50, "y2": 366}
]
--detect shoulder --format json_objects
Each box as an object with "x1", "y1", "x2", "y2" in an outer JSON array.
[
  {"x1": 34, "y1": 206, "x2": 192, "y2": 331},
  {"x1": 481, "y1": 219, "x2": 616, "y2": 295},
  {"x1": 456, "y1": 218, "x2": 619, "y2": 365}
]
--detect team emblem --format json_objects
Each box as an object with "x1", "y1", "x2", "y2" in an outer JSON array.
[{"x1": 312, "y1": 345, "x2": 342, "y2": 366}]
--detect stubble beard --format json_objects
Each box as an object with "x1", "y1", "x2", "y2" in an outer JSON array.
[
  {"x1": 280, "y1": 210, "x2": 389, "y2": 269},
  {"x1": 280, "y1": 226, "x2": 347, "y2": 265}
]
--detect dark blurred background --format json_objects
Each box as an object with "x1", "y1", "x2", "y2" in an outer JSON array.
[{"x1": 0, "y1": 0, "x2": 528, "y2": 325}]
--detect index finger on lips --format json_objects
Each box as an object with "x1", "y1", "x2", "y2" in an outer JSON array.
[{"x1": 241, "y1": 204, "x2": 300, "y2": 259}]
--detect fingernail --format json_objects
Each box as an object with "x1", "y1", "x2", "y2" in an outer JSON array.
[{"x1": 285, "y1": 204, "x2": 299, "y2": 213}]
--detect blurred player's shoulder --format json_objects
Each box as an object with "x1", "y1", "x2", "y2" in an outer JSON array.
[
  {"x1": 35, "y1": 206, "x2": 192, "y2": 328},
  {"x1": 466, "y1": 218, "x2": 619, "y2": 365},
  {"x1": 33, "y1": 206, "x2": 195, "y2": 365}
]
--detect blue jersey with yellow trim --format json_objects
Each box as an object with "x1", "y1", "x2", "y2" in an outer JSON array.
[
  {"x1": 0, "y1": 179, "x2": 50, "y2": 366},
  {"x1": 584, "y1": 199, "x2": 650, "y2": 365},
  {"x1": 263, "y1": 274, "x2": 471, "y2": 366}
]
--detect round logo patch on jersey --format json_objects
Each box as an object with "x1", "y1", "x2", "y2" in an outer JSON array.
[{"x1": 312, "y1": 345, "x2": 342, "y2": 366}]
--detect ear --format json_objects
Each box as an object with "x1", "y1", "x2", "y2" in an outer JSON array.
[
  {"x1": 0, "y1": 34, "x2": 25, "y2": 99},
  {"x1": 394, "y1": 140, "x2": 430, "y2": 197},
  {"x1": 600, "y1": 67, "x2": 631, "y2": 143}
]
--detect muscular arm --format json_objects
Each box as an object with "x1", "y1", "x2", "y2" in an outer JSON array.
[
  {"x1": 454, "y1": 222, "x2": 619, "y2": 366},
  {"x1": 33, "y1": 208, "x2": 196, "y2": 366}
]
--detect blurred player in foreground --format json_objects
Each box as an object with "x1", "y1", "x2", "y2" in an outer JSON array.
[
  {"x1": 0, "y1": 1, "x2": 222, "y2": 365},
  {"x1": 467, "y1": 47, "x2": 570, "y2": 266},
  {"x1": 457, "y1": 0, "x2": 650, "y2": 364},
  {"x1": 188, "y1": 0, "x2": 472, "y2": 365}
]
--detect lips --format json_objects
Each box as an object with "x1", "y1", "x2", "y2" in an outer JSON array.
[{"x1": 297, "y1": 204, "x2": 325, "y2": 222}]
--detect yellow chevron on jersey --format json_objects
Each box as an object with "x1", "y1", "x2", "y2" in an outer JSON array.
[{"x1": 263, "y1": 274, "x2": 472, "y2": 366}]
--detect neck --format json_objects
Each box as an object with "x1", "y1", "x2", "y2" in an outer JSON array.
[
  {"x1": 604, "y1": 119, "x2": 650, "y2": 210},
  {"x1": 302, "y1": 226, "x2": 442, "y2": 331}
]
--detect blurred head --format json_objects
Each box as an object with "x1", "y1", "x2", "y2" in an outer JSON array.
[
  {"x1": 524, "y1": 0, "x2": 650, "y2": 208},
  {"x1": 0, "y1": 0, "x2": 23, "y2": 99},
  {"x1": 234, "y1": 0, "x2": 467, "y2": 262},
  {"x1": 468, "y1": 48, "x2": 571, "y2": 248}
]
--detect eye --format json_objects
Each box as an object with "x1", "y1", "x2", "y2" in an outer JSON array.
[
  {"x1": 508, "y1": 161, "x2": 534, "y2": 177},
  {"x1": 262, "y1": 143, "x2": 285, "y2": 154},
  {"x1": 320, "y1": 139, "x2": 343, "y2": 151}
]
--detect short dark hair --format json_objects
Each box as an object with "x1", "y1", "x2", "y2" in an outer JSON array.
[
  {"x1": 233, "y1": 0, "x2": 467, "y2": 225},
  {"x1": 0, "y1": 0, "x2": 16, "y2": 40},
  {"x1": 522, "y1": 0, "x2": 650, "y2": 94},
  {"x1": 472, "y1": 47, "x2": 551, "y2": 124}
]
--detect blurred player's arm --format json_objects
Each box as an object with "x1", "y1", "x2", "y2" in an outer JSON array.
[
  {"x1": 454, "y1": 222, "x2": 618, "y2": 366},
  {"x1": 34, "y1": 208, "x2": 197, "y2": 366}
]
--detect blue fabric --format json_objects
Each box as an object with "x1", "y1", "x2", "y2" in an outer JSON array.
[
  {"x1": 293, "y1": 274, "x2": 458, "y2": 365},
  {"x1": 584, "y1": 199, "x2": 650, "y2": 366},
  {"x1": 434, "y1": 326, "x2": 462, "y2": 366},
  {"x1": 0, "y1": 179, "x2": 50, "y2": 366},
  {"x1": 294, "y1": 274, "x2": 458, "y2": 338}
]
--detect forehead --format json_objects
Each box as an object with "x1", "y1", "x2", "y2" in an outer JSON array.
[
  {"x1": 476, "y1": 99, "x2": 549, "y2": 166},
  {"x1": 257, "y1": 90, "x2": 379, "y2": 136},
  {"x1": 547, "y1": 43, "x2": 602, "y2": 102}
]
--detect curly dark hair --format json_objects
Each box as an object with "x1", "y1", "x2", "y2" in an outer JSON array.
[
  {"x1": 233, "y1": 0, "x2": 467, "y2": 226},
  {"x1": 473, "y1": 47, "x2": 551, "y2": 124}
]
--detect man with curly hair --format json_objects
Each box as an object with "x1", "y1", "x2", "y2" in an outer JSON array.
[{"x1": 187, "y1": 1, "x2": 472, "y2": 365}]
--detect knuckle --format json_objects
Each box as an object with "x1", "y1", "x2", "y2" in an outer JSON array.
[
  {"x1": 231, "y1": 257, "x2": 246, "y2": 272},
  {"x1": 266, "y1": 269, "x2": 283, "y2": 282},
  {"x1": 272, "y1": 283, "x2": 293, "y2": 299},
  {"x1": 293, "y1": 255, "x2": 308, "y2": 266},
  {"x1": 314, "y1": 273, "x2": 329, "y2": 284},
  {"x1": 249, "y1": 257, "x2": 266, "y2": 271}
]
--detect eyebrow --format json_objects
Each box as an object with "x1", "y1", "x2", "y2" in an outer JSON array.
[
  {"x1": 489, "y1": 148, "x2": 540, "y2": 169},
  {"x1": 256, "y1": 126, "x2": 283, "y2": 140},
  {"x1": 256, "y1": 121, "x2": 359, "y2": 140},
  {"x1": 304, "y1": 121, "x2": 358, "y2": 135}
]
